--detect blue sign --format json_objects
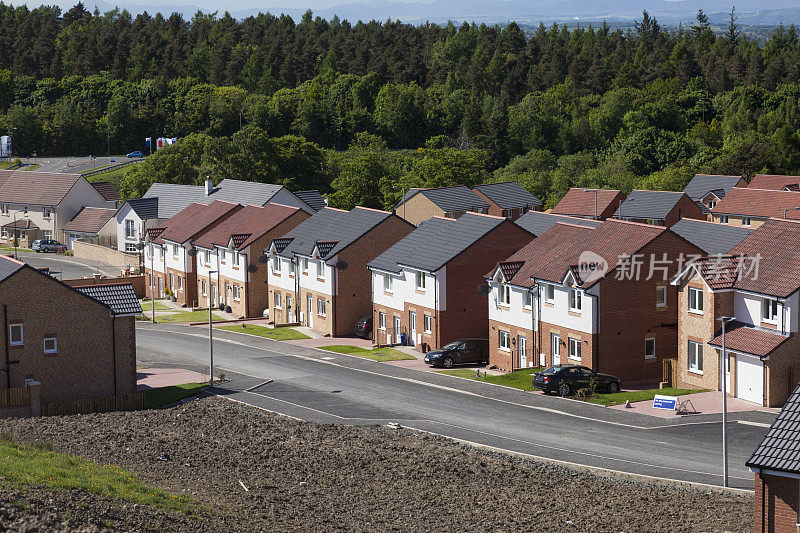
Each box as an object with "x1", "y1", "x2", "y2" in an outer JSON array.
[{"x1": 653, "y1": 395, "x2": 678, "y2": 410}]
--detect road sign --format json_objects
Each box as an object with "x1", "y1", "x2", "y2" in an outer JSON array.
[{"x1": 653, "y1": 395, "x2": 678, "y2": 410}]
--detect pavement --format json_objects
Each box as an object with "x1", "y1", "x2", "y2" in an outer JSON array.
[
  {"x1": 16, "y1": 252, "x2": 122, "y2": 279},
  {"x1": 136, "y1": 322, "x2": 778, "y2": 490},
  {"x1": 609, "y1": 390, "x2": 781, "y2": 418},
  {"x1": 136, "y1": 367, "x2": 208, "y2": 390}
]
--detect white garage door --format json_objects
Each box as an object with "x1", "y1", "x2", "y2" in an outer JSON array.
[
  {"x1": 736, "y1": 354, "x2": 764, "y2": 405},
  {"x1": 67, "y1": 233, "x2": 81, "y2": 250}
]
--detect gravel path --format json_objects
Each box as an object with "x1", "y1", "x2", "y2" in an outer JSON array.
[{"x1": 1, "y1": 398, "x2": 753, "y2": 532}]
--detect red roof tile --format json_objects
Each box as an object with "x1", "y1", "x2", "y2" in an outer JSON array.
[
  {"x1": 90, "y1": 181, "x2": 121, "y2": 201},
  {"x1": 62, "y1": 207, "x2": 116, "y2": 234},
  {"x1": 686, "y1": 255, "x2": 740, "y2": 290},
  {"x1": 155, "y1": 200, "x2": 241, "y2": 245},
  {"x1": 709, "y1": 321, "x2": 789, "y2": 357},
  {"x1": 711, "y1": 188, "x2": 800, "y2": 218},
  {"x1": 748, "y1": 174, "x2": 800, "y2": 191},
  {"x1": 551, "y1": 188, "x2": 625, "y2": 218},
  {"x1": 726, "y1": 218, "x2": 800, "y2": 297},
  {"x1": 192, "y1": 204, "x2": 302, "y2": 251},
  {"x1": 0, "y1": 171, "x2": 83, "y2": 206},
  {"x1": 1, "y1": 219, "x2": 39, "y2": 230}
]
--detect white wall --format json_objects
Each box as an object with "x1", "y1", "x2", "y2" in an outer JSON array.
[
  {"x1": 734, "y1": 290, "x2": 798, "y2": 333},
  {"x1": 269, "y1": 255, "x2": 298, "y2": 292},
  {"x1": 296, "y1": 254, "x2": 334, "y2": 295},
  {"x1": 269, "y1": 188, "x2": 315, "y2": 214},
  {"x1": 371, "y1": 266, "x2": 445, "y2": 311},
  {"x1": 488, "y1": 282, "x2": 536, "y2": 330},
  {"x1": 144, "y1": 243, "x2": 166, "y2": 274},
  {"x1": 537, "y1": 280, "x2": 596, "y2": 334}
]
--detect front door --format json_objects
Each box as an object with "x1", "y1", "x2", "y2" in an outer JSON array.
[
  {"x1": 409, "y1": 311, "x2": 417, "y2": 346},
  {"x1": 721, "y1": 350, "x2": 732, "y2": 393},
  {"x1": 552, "y1": 333, "x2": 561, "y2": 365},
  {"x1": 286, "y1": 296, "x2": 293, "y2": 323},
  {"x1": 518, "y1": 336, "x2": 527, "y2": 368},
  {"x1": 307, "y1": 295, "x2": 313, "y2": 328},
  {"x1": 394, "y1": 316, "x2": 402, "y2": 344},
  {"x1": 211, "y1": 285, "x2": 216, "y2": 307}
]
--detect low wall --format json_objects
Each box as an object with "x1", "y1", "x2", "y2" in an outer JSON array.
[
  {"x1": 73, "y1": 240, "x2": 140, "y2": 270},
  {"x1": 64, "y1": 274, "x2": 146, "y2": 299}
]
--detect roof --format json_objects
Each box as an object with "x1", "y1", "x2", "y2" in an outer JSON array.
[
  {"x1": 708, "y1": 320, "x2": 789, "y2": 357},
  {"x1": 670, "y1": 219, "x2": 753, "y2": 255},
  {"x1": 0, "y1": 254, "x2": 25, "y2": 283},
  {"x1": 683, "y1": 174, "x2": 743, "y2": 200},
  {"x1": 367, "y1": 212, "x2": 510, "y2": 273},
  {"x1": 143, "y1": 183, "x2": 208, "y2": 219},
  {"x1": 75, "y1": 283, "x2": 142, "y2": 316},
  {"x1": 63, "y1": 207, "x2": 117, "y2": 234},
  {"x1": 551, "y1": 188, "x2": 624, "y2": 218},
  {"x1": 711, "y1": 188, "x2": 800, "y2": 218},
  {"x1": 193, "y1": 204, "x2": 301, "y2": 251},
  {"x1": 155, "y1": 201, "x2": 240, "y2": 245},
  {"x1": 748, "y1": 174, "x2": 800, "y2": 191},
  {"x1": 90, "y1": 181, "x2": 121, "y2": 201},
  {"x1": 2, "y1": 219, "x2": 39, "y2": 230},
  {"x1": 126, "y1": 197, "x2": 160, "y2": 220},
  {"x1": 398, "y1": 186, "x2": 490, "y2": 213},
  {"x1": 613, "y1": 190, "x2": 687, "y2": 220},
  {"x1": 0, "y1": 171, "x2": 83, "y2": 206},
  {"x1": 746, "y1": 383, "x2": 800, "y2": 474},
  {"x1": 472, "y1": 182, "x2": 542, "y2": 209},
  {"x1": 273, "y1": 207, "x2": 392, "y2": 259},
  {"x1": 515, "y1": 211, "x2": 602, "y2": 237},
  {"x1": 294, "y1": 190, "x2": 326, "y2": 211}
]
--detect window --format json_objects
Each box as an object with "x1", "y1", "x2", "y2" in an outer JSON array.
[
  {"x1": 317, "y1": 298, "x2": 327, "y2": 316},
  {"x1": 499, "y1": 284, "x2": 511, "y2": 305},
  {"x1": 707, "y1": 200, "x2": 717, "y2": 209},
  {"x1": 302, "y1": 258, "x2": 309, "y2": 273},
  {"x1": 125, "y1": 219, "x2": 135, "y2": 238},
  {"x1": 742, "y1": 217, "x2": 751, "y2": 227},
  {"x1": 568, "y1": 338, "x2": 581, "y2": 361},
  {"x1": 158, "y1": 247, "x2": 163, "y2": 258},
  {"x1": 317, "y1": 260, "x2": 326, "y2": 279},
  {"x1": 172, "y1": 244, "x2": 178, "y2": 257},
  {"x1": 43, "y1": 207, "x2": 52, "y2": 219},
  {"x1": 43, "y1": 337, "x2": 57, "y2": 355},
  {"x1": 177, "y1": 276, "x2": 183, "y2": 290},
  {"x1": 202, "y1": 281, "x2": 207, "y2": 296},
  {"x1": 233, "y1": 251, "x2": 240, "y2": 267},
  {"x1": 424, "y1": 314, "x2": 432, "y2": 333},
  {"x1": 220, "y1": 250, "x2": 225, "y2": 262},
  {"x1": 383, "y1": 273, "x2": 393, "y2": 292},
  {"x1": 233, "y1": 285, "x2": 240, "y2": 300},
  {"x1": 204, "y1": 250, "x2": 210, "y2": 265},
  {"x1": 656, "y1": 286, "x2": 667, "y2": 307},
  {"x1": 43, "y1": 230, "x2": 52, "y2": 240},
  {"x1": 544, "y1": 284, "x2": 554, "y2": 303},
  {"x1": 22, "y1": 206, "x2": 27, "y2": 214},
  {"x1": 645, "y1": 338, "x2": 656, "y2": 359},
  {"x1": 1, "y1": 229, "x2": 6, "y2": 238},
  {"x1": 125, "y1": 243, "x2": 137, "y2": 252},
  {"x1": 9, "y1": 324, "x2": 22, "y2": 346},
  {"x1": 762, "y1": 297, "x2": 779, "y2": 323},
  {"x1": 0, "y1": 204, "x2": 7, "y2": 215},
  {"x1": 524, "y1": 291, "x2": 532, "y2": 309},
  {"x1": 688, "y1": 340, "x2": 703, "y2": 374},
  {"x1": 569, "y1": 287, "x2": 582, "y2": 312},
  {"x1": 273, "y1": 256, "x2": 282, "y2": 273},
  {"x1": 288, "y1": 260, "x2": 295, "y2": 276},
  {"x1": 501, "y1": 209, "x2": 511, "y2": 218},
  {"x1": 720, "y1": 215, "x2": 729, "y2": 224},
  {"x1": 688, "y1": 287, "x2": 703, "y2": 314},
  {"x1": 169, "y1": 273, "x2": 174, "y2": 289},
  {"x1": 274, "y1": 292, "x2": 282, "y2": 308},
  {"x1": 379, "y1": 312, "x2": 386, "y2": 330},
  {"x1": 499, "y1": 330, "x2": 511, "y2": 351},
  {"x1": 415, "y1": 271, "x2": 426, "y2": 290}
]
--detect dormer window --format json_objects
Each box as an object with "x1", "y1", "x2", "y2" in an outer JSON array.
[
  {"x1": 415, "y1": 271, "x2": 426, "y2": 290},
  {"x1": 762, "y1": 297, "x2": 779, "y2": 323},
  {"x1": 499, "y1": 284, "x2": 511, "y2": 306},
  {"x1": 317, "y1": 260, "x2": 326, "y2": 279},
  {"x1": 569, "y1": 287, "x2": 582, "y2": 312},
  {"x1": 43, "y1": 207, "x2": 52, "y2": 218},
  {"x1": 707, "y1": 200, "x2": 716, "y2": 209},
  {"x1": 0, "y1": 205, "x2": 7, "y2": 215},
  {"x1": 204, "y1": 250, "x2": 210, "y2": 264},
  {"x1": 233, "y1": 251, "x2": 240, "y2": 266}
]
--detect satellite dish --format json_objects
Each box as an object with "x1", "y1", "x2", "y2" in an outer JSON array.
[
  {"x1": 336, "y1": 261, "x2": 348, "y2": 271},
  {"x1": 136, "y1": 242, "x2": 145, "y2": 250},
  {"x1": 257, "y1": 255, "x2": 269, "y2": 264},
  {"x1": 187, "y1": 248, "x2": 198, "y2": 257},
  {"x1": 247, "y1": 264, "x2": 258, "y2": 273},
  {"x1": 476, "y1": 284, "x2": 492, "y2": 295}
]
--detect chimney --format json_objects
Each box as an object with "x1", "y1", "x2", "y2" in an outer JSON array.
[{"x1": 205, "y1": 177, "x2": 213, "y2": 196}]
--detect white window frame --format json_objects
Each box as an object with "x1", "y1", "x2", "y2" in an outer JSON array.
[
  {"x1": 499, "y1": 330, "x2": 511, "y2": 351},
  {"x1": 568, "y1": 287, "x2": 582, "y2": 312},
  {"x1": 288, "y1": 260, "x2": 295, "y2": 276},
  {"x1": 423, "y1": 314, "x2": 432, "y2": 333},
  {"x1": 707, "y1": 200, "x2": 716, "y2": 209},
  {"x1": 415, "y1": 271, "x2": 426, "y2": 290},
  {"x1": 302, "y1": 258, "x2": 309, "y2": 273},
  {"x1": 656, "y1": 286, "x2": 667, "y2": 307},
  {"x1": 645, "y1": 337, "x2": 656, "y2": 359},
  {"x1": 317, "y1": 260, "x2": 326, "y2": 279},
  {"x1": 233, "y1": 251, "x2": 240, "y2": 267},
  {"x1": 125, "y1": 219, "x2": 136, "y2": 238},
  {"x1": 233, "y1": 285, "x2": 240, "y2": 300},
  {"x1": 158, "y1": 246, "x2": 163, "y2": 258},
  {"x1": 499, "y1": 284, "x2": 511, "y2": 306},
  {"x1": 544, "y1": 284, "x2": 555, "y2": 303},
  {"x1": 688, "y1": 287, "x2": 703, "y2": 314},
  {"x1": 523, "y1": 291, "x2": 532, "y2": 309},
  {"x1": 172, "y1": 243, "x2": 178, "y2": 257},
  {"x1": 762, "y1": 297, "x2": 779, "y2": 324},
  {"x1": 220, "y1": 249, "x2": 226, "y2": 262},
  {"x1": 9, "y1": 323, "x2": 23, "y2": 346},
  {"x1": 125, "y1": 243, "x2": 137, "y2": 252},
  {"x1": 202, "y1": 280, "x2": 207, "y2": 296},
  {"x1": 273, "y1": 256, "x2": 282, "y2": 273},
  {"x1": 688, "y1": 340, "x2": 703, "y2": 374},
  {"x1": 742, "y1": 216, "x2": 751, "y2": 227},
  {"x1": 177, "y1": 276, "x2": 183, "y2": 290},
  {"x1": 43, "y1": 337, "x2": 57, "y2": 355},
  {"x1": 204, "y1": 250, "x2": 211, "y2": 265},
  {"x1": 568, "y1": 337, "x2": 581, "y2": 361},
  {"x1": 317, "y1": 298, "x2": 327, "y2": 316},
  {"x1": 383, "y1": 273, "x2": 393, "y2": 292},
  {"x1": 0, "y1": 204, "x2": 8, "y2": 215},
  {"x1": 379, "y1": 312, "x2": 386, "y2": 330},
  {"x1": 43, "y1": 207, "x2": 52, "y2": 219},
  {"x1": 720, "y1": 215, "x2": 729, "y2": 224},
  {"x1": 274, "y1": 292, "x2": 282, "y2": 309}
]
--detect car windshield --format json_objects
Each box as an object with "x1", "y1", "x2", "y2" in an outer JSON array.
[{"x1": 442, "y1": 342, "x2": 462, "y2": 350}]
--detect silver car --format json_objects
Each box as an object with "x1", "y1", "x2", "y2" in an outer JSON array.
[{"x1": 32, "y1": 239, "x2": 67, "y2": 253}]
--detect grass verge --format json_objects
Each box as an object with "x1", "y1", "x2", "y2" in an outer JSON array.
[
  {"x1": 154, "y1": 310, "x2": 225, "y2": 323},
  {"x1": 142, "y1": 382, "x2": 208, "y2": 409},
  {"x1": 318, "y1": 345, "x2": 415, "y2": 361},
  {"x1": 438, "y1": 367, "x2": 543, "y2": 390},
  {"x1": 0, "y1": 439, "x2": 193, "y2": 511},
  {"x1": 217, "y1": 324, "x2": 310, "y2": 340},
  {"x1": 582, "y1": 387, "x2": 709, "y2": 406},
  {"x1": 0, "y1": 246, "x2": 33, "y2": 253},
  {"x1": 139, "y1": 299, "x2": 173, "y2": 311}
]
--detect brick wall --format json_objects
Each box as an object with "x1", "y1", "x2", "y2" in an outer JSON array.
[
  {"x1": 63, "y1": 275, "x2": 146, "y2": 298},
  {"x1": 73, "y1": 240, "x2": 140, "y2": 269},
  {"x1": 765, "y1": 338, "x2": 800, "y2": 407},
  {"x1": 755, "y1": 472, "x2": 799, "y2": 533},
  {"x1": 667, "y1": 194, "x2": 706, "y2": 226},
  {"x1": 488, "y1": 319, "x2": 536, "y2": 371},
  {"x1": 372, "y1": 303, "x2": 404, "y2": 346}
]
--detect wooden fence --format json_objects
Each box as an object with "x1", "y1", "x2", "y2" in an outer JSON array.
[
  {"x1": 662, "y1": 358, "x2": 679, "y2": 387},
  {"x1": 41, "y1": 391, "x2": 145, "y2": 417},
  {"x1": 0, "y1": 386, "x2": 30, "y2": 407}
]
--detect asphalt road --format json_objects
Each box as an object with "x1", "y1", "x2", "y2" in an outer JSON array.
[
  {"x1": 137, "y1": 323, "x2": 772, "y2": 490},
  {"x1": 15, "y1": 155, "x2": 141, "y2": 174},
  {"x1": 18, "y1": 252, "x2": 122, "y2": 279}
]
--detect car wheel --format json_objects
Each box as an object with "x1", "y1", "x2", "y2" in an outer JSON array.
[
  {"x1": 442, "y1": 357, "x2": 454, "y2": 369},
  {"x1": 607, "y1": 381, "x2": 620, "y2": 394},
  {"x1": 558, "y1": 382, "x2": 571, "y2": 397}
]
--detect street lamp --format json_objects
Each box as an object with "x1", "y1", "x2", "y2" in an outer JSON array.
[
  {"x1": 149, "y1": 242, "x2": 156, "y2": 323},
  {"x1": 718, "y1": 315, "x2": 736, "y2": 487},
  {"x1": 208, "y1": 269, "x2": 218, "y2": 387},
  {"x1": 617, "y1": 196, "x2": 634, "y2": 220},
  {"x1": 583, "y1": 189, "x2": 599, "y2": 220}
]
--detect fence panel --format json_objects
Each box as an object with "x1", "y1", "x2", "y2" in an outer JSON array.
[
  {"x1": 41, "y1": 392, "x2": 145, "y2": 417},
  {"x1": 662, "y1": 358, "x2": 679, "y2": 387},
  {"x1": 0, "y1": 387, "x2": 30, "y2": 407}
]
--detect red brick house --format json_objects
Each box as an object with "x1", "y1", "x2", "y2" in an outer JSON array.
[
  {"x1": 748, "y1": 174, "x2": 800, "y2": 191},
  {"x1": 710, "y1": 188, "x2": 800, "y2": 229},
  {"x1": 472, "y1": 182, "x2": 542, "y2": 220},
  {"x1": 0, "y1": 254, "x2": 140, "y2": 404},
  {"x1": 551, "y1": 188, "x2": 626, "y2": 220}
]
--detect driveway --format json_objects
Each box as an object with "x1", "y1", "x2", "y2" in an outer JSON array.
[{"x1": 17, "y1": 252, "x2": 121, "y2": 279}]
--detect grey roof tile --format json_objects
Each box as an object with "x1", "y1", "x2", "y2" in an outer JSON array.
[
  {"x1": 670, "y1": 219, "x2": 753, "y2": 255},
  {"x1": 75, "y1": 283, "x2": 142, "y2": 315},
  {"x1": 684, "y1": 174, "x2": 743, "y2": 200},
  {"x1": 612, "y1": 190, "x2": 687, "y2": 220},
  {"x1": 143, "y1": 179, "x2": 289, "y2": 219},
  {"x1": 127, "y1": 197, "x2": 160, "y2": 220},
  {"x1": 0, "y1": 255, "x2": 25, "y2": 283},
  {"x1": 294, "y1": 190, "x2": 326, "y2": 211},
  {"x1": 398, "y1": 186, "x2": 489, "y2": 212},
  {"x1": 473, "y1": 182, "x2": 541, "y2": 209},
  {"x1": 515, "y1": 211, "x2": 602, "y2": 236},
  {"x1": 747, "y1": 385, "x2": 800, "y2": 474}
]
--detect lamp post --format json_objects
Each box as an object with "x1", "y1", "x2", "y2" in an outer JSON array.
[
  {"x1": 617, "y1": 197, "x2": 634, "y2": 220},
  {"x1": 718, "y1": 315, "x2": 736, "y2": 487},
  {"x1": 208, "y1": 269, "x2": 218, "y2": 387},
  {"x1": 583, "y1": 189, "x2": 599, "y2": 220},
  {"x1": 150, "y1": 243, "x2": 156, "y2": 323}
]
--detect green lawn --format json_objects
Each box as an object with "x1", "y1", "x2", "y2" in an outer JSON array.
[
  {"x1": 318, "y1": 345, "x2": 415, "y2": 361},
  {"x1": 217, "y1": 324, "x2": 310, "y2": 340},
  {"x1": 154, "y1": 310, "x2": 225, "y2": 323},
  {"x1": 0, "y1": 162, "x2": 9, "y2": 170},
  {"x1": 139, "y1": 299, "x2": 173, "y2": 311},
  {"x1": 0, "y1": 439, "x2": 193, "y2": 512},
  {"x1": 583, "y1": 387, "x2": 710, "y2": 406},
  {"x1": 85, "y1": 164, "x2": 138, "y2": 190},
  {"x1": 21, "y1": 164, "x2": 40, "y2": 171},
  {"x1": 438, "y1": 367, "x2": 544, "y2": 391},
  {"x1": 0, "y1": 246, "x2": 33, "y2": 253},
  {"x1": 142, "y1": 382, "x2": 208, "y2": 409}
]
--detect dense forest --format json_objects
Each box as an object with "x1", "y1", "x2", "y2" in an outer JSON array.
[{"x1": 2, "y1": 3, "x2": 800, "y2": 208}]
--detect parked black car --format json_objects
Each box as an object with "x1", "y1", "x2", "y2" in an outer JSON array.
[
  {"x1": 354, "y1": 316, "x2": 373, "y2": 340},
  {"x1": 531, "y1": 365, "x2": 621, "y2": 396},
  {"x1": 424, "y1": 339, "x2": 489, "y2": 368}
]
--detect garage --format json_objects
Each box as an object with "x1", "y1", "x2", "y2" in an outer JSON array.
[
  {"x1": 67, "y1": 232, "x2": 82, "y2": 250},
  {"x1": 735, "y1": 353, "x2": 763, "y2": 405}
]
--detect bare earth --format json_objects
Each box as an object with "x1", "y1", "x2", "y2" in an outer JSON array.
[{"x1": 1, "y1": 398, "x2": 753, "y2": 532}]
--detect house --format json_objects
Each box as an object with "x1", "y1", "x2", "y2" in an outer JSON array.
[
  {"x1": 746, "y1": 383, "x2": 800, "y2": 533},
  {"x1": 62, "y1": 207, "x2": 118, "y2": 249},
  {"x1": 710, "y1": 188, "x2": 800, "y2": 228},
  {"x1": 0, "y1": 171, "x2": 117, "y2": 248},
  {"x1": 267, "y1": 207, "x2": 414, "y2": 336},
  {"x1": 748, "y1": 174, "x2": 800, "y2": 191},
  {"x1": 551, "y1": 188, "x2": 626, "y2": 220},
  {"x1": 514, "y1": 210, "x2": 602, "y2": 236},
  {"x1": 486, "y1": 219, "x2": 703, "y2": 382},
  {"x1": 395, "y1": 186, "x2": 490, "y2": 226},
  {"x1": 193, "y1": 204, "x2": 310, "y2": 318},
  {"x1": 612, "y1": 190, "x2": 704, "y2": 226},
  {"x1": 670, "y1": 219, "x2": 753, "y2": 255},
  {"x1": 368, "y1": 212, "x2": 534, "y2": 351},
  {"x1": 683, "y1": 174, "x2": 746, "y2": 214},
  {"x1": 472, "y1": 182, "x2": 542, "y2": 220},
  {"x1": 90, "y1": 181, "x2": 122, "y2": 207},
  {"x1": 113, "y1": 197, "x2": 161, "y2": 253},
  {"x1": 144, "y1": 200, "x2": 242, "y2": 305},
  {"x1": 0, "y1": 254, "x2": 140, "y2": 404},
  {"x1": 670, "y1": 218, "x2": 800, "y2": 407}
]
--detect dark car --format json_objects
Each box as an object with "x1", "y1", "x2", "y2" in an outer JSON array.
[
  {"x1": 532, "y1": 365, "x2": 621, "y2": 396},
  {"x1": 127, "y1": 151, "x2": 143, "y2": 158},
  {"x1": 354, "y1": 316, "x2": 373, "y2": 340},
  {"x1": 32, "y1": 239, "x2": 67, "y2": 253},
  {"x1": 424, "y1": 339, "x2": 489, "y2": 368}
]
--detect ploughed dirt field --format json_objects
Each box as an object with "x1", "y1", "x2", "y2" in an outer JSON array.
[{"x1": 1, "y1": 398, "x2": 752, "y2": 532}]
